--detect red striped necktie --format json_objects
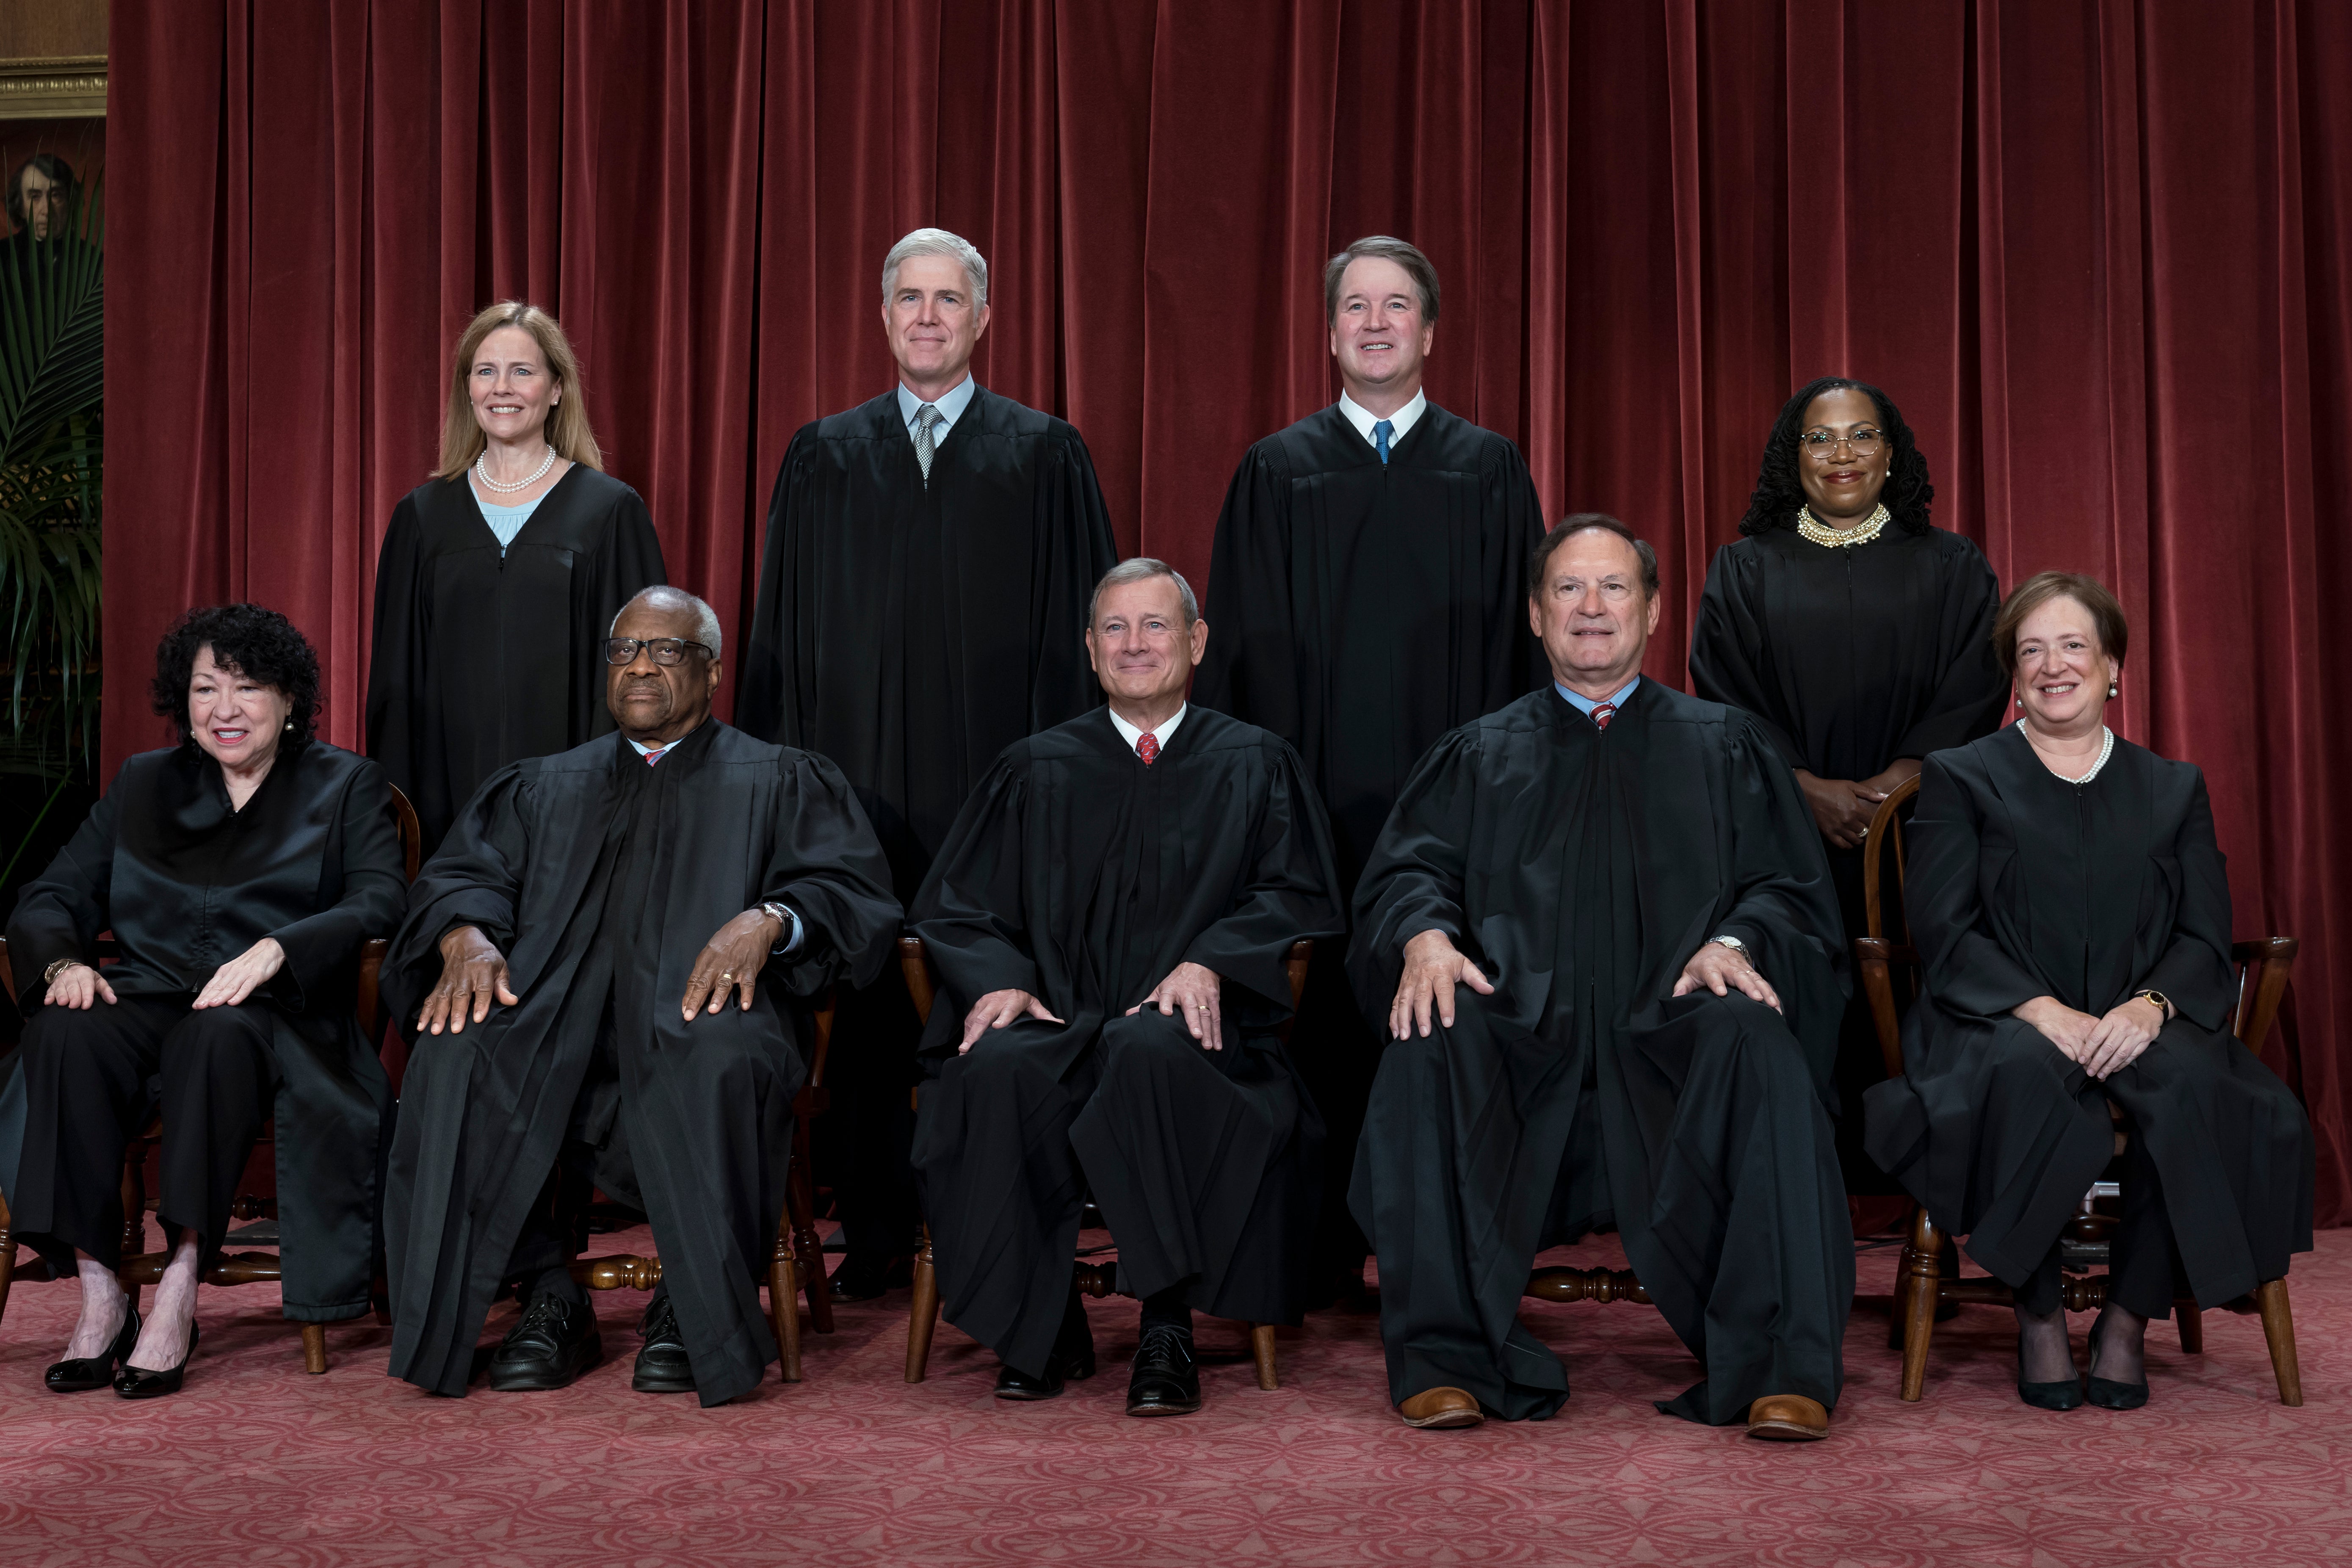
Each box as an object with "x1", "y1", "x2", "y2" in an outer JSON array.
[
  {"x1": 1138, "y1": 732, "x2": 1159, "y2": 766},
  {"x1": 644, "y1": 747, "x2": 668, "y2": 766},
  {"x1": 1590, "y1": 703, "x2": 1616, "y2": 731}
]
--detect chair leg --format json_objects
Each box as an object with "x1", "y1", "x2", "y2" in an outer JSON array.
[
  {"x1": 905, "y1": 1228, "x2": 940, "y2": 1383},
  {"x1": 1249, "y1": 1323, "x2": 1278, "y2": 1391},
  {"x1": 2175, "y1": 1302, "x2": 2204, "y2": 1354},
  {"x1": 1898, "y1": 1210, "x2": 1944, "y2": 1402},
  {"x1": 2254, "y1": 1278, "x2": 2302, "y2": 1407},
  {"x1": 786, "y1": 1148, "x2": 834, "y2": 1336},
  {"x1": 301, "y1": 1322, "x2": 328, "y2": 1374},
  {"x1": 772, "y1": 1250, "x2": 802, "y2": 1384}
]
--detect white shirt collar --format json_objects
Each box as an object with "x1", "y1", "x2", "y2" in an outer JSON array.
[
  {"x1": 1337, "y1": 388, "x2": 1428, "y2": 449},
  {"x1": 1106, "y1": 702, "x2": 1186, "y2": 756},
  {"x1": 897, "y1": 375, "x2": 978, "y2": 440}
]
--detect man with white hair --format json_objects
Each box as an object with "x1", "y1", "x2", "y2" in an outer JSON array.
[
  {"x1": 382, "y1": 588, "x2": 901, "y2": 1404},
  {"x1": 740, "y1": 228, "x2": 1117, "y2": 1300}
]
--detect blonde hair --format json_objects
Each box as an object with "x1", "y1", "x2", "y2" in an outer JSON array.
[{"x1": 434, "y1": 301, "x2": 603, "y2": 480}]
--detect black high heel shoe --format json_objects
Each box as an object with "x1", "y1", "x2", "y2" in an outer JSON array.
[
  {"x1": 2084, "y1": 1309, "x2": 2150, "y2": 1410},
  {"x1": 114, "y1": 1318, "x2": 199, "y2": 1400},
  {"x1": 44, "y1": 1301, "x2": 141, "y2": 1394},
  {"x1": 2015, "y1": 1333, "x2": 2084, "y2": 1411}
]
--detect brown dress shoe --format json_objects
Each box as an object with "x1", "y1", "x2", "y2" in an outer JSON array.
[
  {"x1": 1398, "y1": 1386, "x2": 1484, "y2": 1429},
  {"x1": 1745, "y1": 1394, "x2": 1830, "y2": 1441}
]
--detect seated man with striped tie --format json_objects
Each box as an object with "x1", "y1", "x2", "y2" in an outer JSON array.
[
  {"x1": 380, "y1": 587, "x2": 901, "y2": 1405},
  {"x1": 1349, "y1": 516, "x2": 1856, "y2": 1440},
  {"x1": 909, "y1": 559, "x2": 1344, "y2": 1416}
]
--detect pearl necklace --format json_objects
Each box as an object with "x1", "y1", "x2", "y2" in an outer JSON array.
[
  {"x1": 2045, "y1": 726, "x2": 2116, "y2": 786},
  {"x1": 1795, "y1": 501, "x2": 1891, "y2": 548},
  {"x1": 475, "y1": 444, "x2": 557, "y2": 494}
]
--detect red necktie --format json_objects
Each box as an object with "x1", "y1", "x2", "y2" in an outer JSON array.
[
  {"x1": 644, "y1": 747, "x2": 667, "y2": 766},
  {"x1": 1138, "y1": 732, "x2": 1159, "y2": 766},
  {"x1": 1591, "y1": 703, "x2": 1616, "y2": 732}
]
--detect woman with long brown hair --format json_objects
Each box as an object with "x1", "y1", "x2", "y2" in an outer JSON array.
[{"x1": 366, "y1": 301, "x2": 665, "y2": 854}]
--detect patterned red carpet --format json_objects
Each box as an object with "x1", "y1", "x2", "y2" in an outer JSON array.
[{"x1": 0, "y1": 1227, "x2": 2338, "y2": 1567}]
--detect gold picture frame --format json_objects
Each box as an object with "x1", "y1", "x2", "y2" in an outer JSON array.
[{"x1": 0, "y1": 55, "x2": 105, "y2": 121}]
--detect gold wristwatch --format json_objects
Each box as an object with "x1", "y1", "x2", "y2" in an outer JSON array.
[
  {"x1": 43, "y1": 956, "x2": 89, "y2": 985},
  {"x1": 2134, "y1": 989, "x2": 2169, "y2": 1015}
]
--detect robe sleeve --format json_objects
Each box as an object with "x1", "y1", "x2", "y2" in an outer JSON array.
[
  {"x1": 2136, "y1": 771, "x2": 2237, "y2": 1032},
  {"x1": 735, "y1": 426, "x2": 818, "y2": 743},
  {"x1": 264, "y1": 758, "x2": 410, "y2": 1015},
  {"x1": 907, "y1": 756, "x2": 1043, "y2": 1040},
  {"x1": 3, "y1": 777, "x2": 119, "y2": 1009},
  {"x1": 381, "y1": 763, "x2": 537, "y2": 1028},
  {"x1": 1028, "y1": 432, "x2": 1120, "y2": 733},
  {"x1": 1481, "y1": 442, "x2": 1550, "y2": 704},
  {"x1": 1687, "y1": 545, "x2": 1806, "y2": 771},
  {"x1": 1345, "y1": 727, "x2": 1482, "y2": 1021},
  {"x1": 1904, "y1": 752, "x2": 2048, "y2": 1019},
  {"x1": 757, "y1": 751, "x2": 903, "y2": 996},
  {"x1": 1888, "y1": 539, "x2": 2007, "y2": 761},
  {"x1": 1181, "y1": 738, "x2": 1346, "y2": 1018},
  {"x1": 1192, "y1": 447, "x2": 1297, "y2": 733},
  {"x1": 365, "y1": 495, "x2": 429, "y2": 794},
  {"x1": 577, "y1": 483, "x2": 667, "y2": 744}
]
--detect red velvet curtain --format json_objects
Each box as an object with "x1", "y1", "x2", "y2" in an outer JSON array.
[{"x1": 104, "y1": 0, "x2": 2352, "y2": 1222}]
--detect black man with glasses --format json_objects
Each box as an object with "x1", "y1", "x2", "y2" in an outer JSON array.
[
  {"x1": 1688, "y1": 378, "x2": 2007, "y2": 1195},
  {"x1": 380, "y1": 587, "x2": 901, "y2": 1405}
]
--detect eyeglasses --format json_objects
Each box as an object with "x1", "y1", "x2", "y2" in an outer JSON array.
[
  {"x1": 1799, "y1": 428, "x2": 1885, "y2": 458},
  {"x1": 603, "y1": 637, "x2": 714, "y2": 666}
]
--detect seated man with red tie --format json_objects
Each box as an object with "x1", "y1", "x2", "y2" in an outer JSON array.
[
  {"x1": 1349, "y1": 516, "x2": 1856, "y2": 1439},
  {"x1": 909, "y1": 559, "x2": 1344, "y2": 1416}
]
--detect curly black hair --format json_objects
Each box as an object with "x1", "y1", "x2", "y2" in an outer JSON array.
[
  {"x1": 1735, "y1": 376, "x2": 1935, "y2": 536},
  {"x1": 150, "y1": 603, "x2": 323, "y2": 751}
]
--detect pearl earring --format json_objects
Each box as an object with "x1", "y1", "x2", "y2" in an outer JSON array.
[{"x1": 2108, "y1": 681, "x2": 2117, "y2": 698}]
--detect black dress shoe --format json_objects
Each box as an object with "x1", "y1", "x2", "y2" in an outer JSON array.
[
  {"x1": 828, "y1": 1252, "x2": 914, "y2": 1303},
  {"x1": 1126, "y1": 1324, "x2": 1202, "y2": 1417},
  {"x1": 2084, "y1": 1375, "x2": 2149, "y2": 1410},
  {"x1": 994, "y1": 1307, "x2": 1098, "y2": 1401},
  {"x1": 114, "y1": 1319, "x2": 199, "y2": 1400},
  {"x1": 486, "y1": 1291, "x2": 603, "y2": 1392},
  {"x1": 45, "y1": 1302, "x2": 140, "y2": 1394},
  {"x1": 632, "y1": 1292, "x2": 696, "y2": 1394}
]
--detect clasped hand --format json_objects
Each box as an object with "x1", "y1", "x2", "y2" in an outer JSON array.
[
  {"x1": 1672, "y1": 941, "x2": 1781, "y2": 1012},
  {"x1": 2014, "y1": 994, "x2": 2162, "y2": 1079}
]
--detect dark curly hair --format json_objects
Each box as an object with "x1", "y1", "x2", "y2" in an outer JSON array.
[
  {"x1": 150, "y1": 603, "x2": 323, "y2": 751},
  {"x1": 1735, "y1": 376, "x2": 1935, "y2": 536}
]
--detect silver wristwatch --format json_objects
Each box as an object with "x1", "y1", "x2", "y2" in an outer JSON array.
[
  {"x1": 1708, "y1": 935, "x2": 1748, "y2": 958},
  {"x1": 760, "y1": 902, "x2": 796, "y2": 955}
]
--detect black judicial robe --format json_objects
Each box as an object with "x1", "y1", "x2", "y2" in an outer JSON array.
[
  {"x1": 0, "y1": 742, "x2": 406, "y2": 1318},
  {"x1": 1349, "y1": 683, "x2": 1852, "y2": 1424},
  {"x1": 1688, "y1": 524, "x2": 2007, "y2": 1186},
  {"x1": 366, "y1": 467, "x2": 666, "y2": 858},
  {"x1": 907, "y1": 707, "x2": 1344, "y2": 1377},
  {"x1": 736, "y1": 386, "x2": 1118, "y2": 898},
  {"x1": 1863, "y1": 729, "x2": 2313, "y2": 1306},
  {"x1": 379, "y1": 722, "x2": 900, "y2": 1406}
]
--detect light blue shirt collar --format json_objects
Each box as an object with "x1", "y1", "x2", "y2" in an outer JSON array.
[
  {"x1": 897, "y1": 375, "x2": 978, "y2": 443},
  {"x1": 1554, "y1": 676, "x2": 1640, "y2": 718}
]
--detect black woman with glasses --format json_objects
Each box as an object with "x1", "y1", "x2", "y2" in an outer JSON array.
[
  {"x1": 1689, "y1": 378, "x2": 2008, "y2": 1192},
  {"x1": 367, "y1": 301, "x2": 666, "y2": 858}
]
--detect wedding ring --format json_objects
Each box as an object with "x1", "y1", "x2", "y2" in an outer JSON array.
[{"x1": 720, "y1": 971, "x2": 735, "y2": 982}]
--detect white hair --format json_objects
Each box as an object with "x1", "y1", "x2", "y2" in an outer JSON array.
[
  {"x1": 612, "y1": 586, "x2": 724, "y2": 660},
  {"x1": 1088, "y1": 559, "x2": 1198, "y2": 630},
  {"x1": 881, "y1": 227, "x2": 989, "y2": 307}
]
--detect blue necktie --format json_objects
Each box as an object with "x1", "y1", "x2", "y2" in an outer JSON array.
[{"x1": 1374, "y1": 418, "x2": 1394, "y2": 465}]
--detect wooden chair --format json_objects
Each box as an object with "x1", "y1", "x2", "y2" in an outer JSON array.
[
  {"x1": 1851, "y1": 777, "x2": 2305, "y2": 1405},
  {"x1": 0, "y1": 783, "x2": 422, "y2": 1374},
  {"x1": 564, "y1": 990, "x2": 837, "y2": 1382},
  {"x1": 899, "y1": 935, "x2": 1314, "y2": 1390}
]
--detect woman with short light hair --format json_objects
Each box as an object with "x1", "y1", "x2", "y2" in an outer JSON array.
[{"x1": 366, "y1": 301, "x2": 666, "y2": 855}]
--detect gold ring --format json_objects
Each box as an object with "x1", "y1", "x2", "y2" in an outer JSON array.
[{"x1": 720, "y1": 971, "x2": 735, "y2": 982}]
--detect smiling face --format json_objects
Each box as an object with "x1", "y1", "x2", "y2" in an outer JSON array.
[
  {"x1": 1529, "y1": 528, "x2": 1660, "y2": 696},
  {"x1": 883, "y1": 252, "x2": 990, "y2": 392},
  {"x1": 188, "y1": 645, "x2": 292, "y2": 774},
  {"x1": 605, "y1": 598, "x2": 720, "y2": 744},
  {"x1": 1795, "y1": 386, "x2": 1893, "y2": 522},
  {"x1": 1328, "y1": 256, "x2": 1434, "y2": 403},
  {"x1": 1086, "y1": 575, "x2": 1206, "y2": 710},
  {"x1": 467, "y1": 325, "x2": 561, "y2": 446},
  {"x1": 2012, "y1": 595, "x2": 2115, "y2": 734}
]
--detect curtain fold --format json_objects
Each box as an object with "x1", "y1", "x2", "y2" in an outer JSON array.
[{"x1": 104, "y1": 0, "x2": 2352, "y2": 1222}]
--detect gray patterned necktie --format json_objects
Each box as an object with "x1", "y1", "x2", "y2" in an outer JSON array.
[{"x1": 915, "y1": 403, "x2": 942, "y2": 485}]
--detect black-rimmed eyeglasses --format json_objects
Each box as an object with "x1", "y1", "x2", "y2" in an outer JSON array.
[{"x1": 603, "y1": 637, "x2": 715, "y2": 666}]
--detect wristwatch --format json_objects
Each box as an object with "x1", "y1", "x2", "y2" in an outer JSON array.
[
  {"x1": 1708, "y1": 935, "x2": 1749, "y2": 959},
  {"x1": 43, "y1": 956, "x2": 91, "y2": 985},
  {"x1": 760, "y1": 902, "x2": 798, "y2": 955},
  {"x1": 2134, "y1": 988, "x2": 2170, "y2": 1015}
]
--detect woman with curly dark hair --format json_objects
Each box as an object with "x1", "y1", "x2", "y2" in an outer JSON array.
[
  {"x1": 3, "y1": 604, "x2": 406, "y2": 1397},
  {"x1": 1689, "y1": 378, "x2": 2008, "y2": 1186}
]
